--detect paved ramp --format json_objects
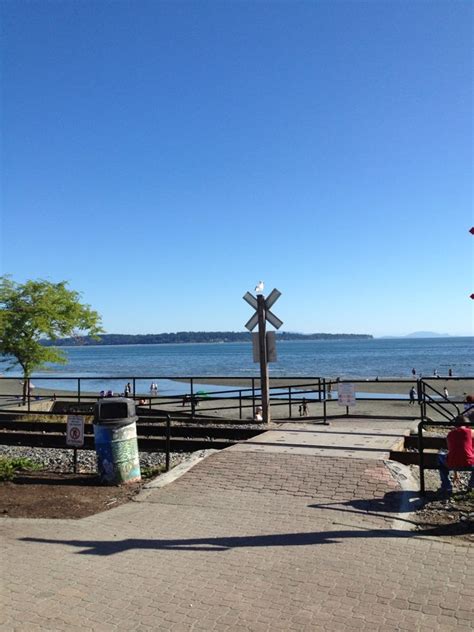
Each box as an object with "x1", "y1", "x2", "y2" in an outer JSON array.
[
  {"x1": 2, "y1": 417, "x2": 473, "y2": 631},
  {"x1": 230, "y1": 418, "x2": 414, "y2": 459}
]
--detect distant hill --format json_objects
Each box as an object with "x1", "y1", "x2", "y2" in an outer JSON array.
[
  {"x1": 381, "y1": 331, "x2": 451, "y2": 339},
  {"x1": 404, "y1": 331, "x2": 450, "y2": 338},
  {"x1": 42, "y1": 331, "x2": 373, "y2": 347}
]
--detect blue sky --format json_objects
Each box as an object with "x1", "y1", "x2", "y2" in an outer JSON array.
[{"x1": 1, "y1": 1, "x2": 472, "y2": 337}]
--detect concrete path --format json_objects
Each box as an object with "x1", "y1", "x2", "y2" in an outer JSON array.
[
  {"x1": 1, "y1": 419, "x2": 473, "y2": 631},
  {"x1": 230, "y1": 417, "x2": 413, "y2": 459}
]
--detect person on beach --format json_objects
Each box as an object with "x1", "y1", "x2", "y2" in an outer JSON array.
[
  {"x1": 412, "y1": 368, "x2": 416, "y2": 378},
  {"x1": 448, "y1": 368, "x2": 453, "y2": 377},
  {"x1": 409, "y1": 386, "x2": 416, "y2": 405},
  {"x1": 438, "y1": 416, "x2": 474, "y2": 494},
  {"x1": 443, "y1": 387, "x2": 449, "y2": 399},
  {"x1": 302, "y1": 398, "x2": 308, "y2": 416}
]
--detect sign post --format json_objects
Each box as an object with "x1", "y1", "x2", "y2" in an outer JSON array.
[
  {"x1": 257, "y1": 294, "x2": 270, "y2": 424},
  {"x1": 243, "y1": 287, "x2": 283, "y2": 423},
  {"x1": 66, "y1": 414, "x2": 85, "y2": 473},
  {"x1": 337, "y1": 383, "x2": 356, "y2": 416}
]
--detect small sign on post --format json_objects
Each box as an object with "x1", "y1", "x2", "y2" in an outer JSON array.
[
  {"x1": 66, "y1": 414, "x2": 84, "y2": 473},
  {"x1": 252, "y1": 332, "x2": 277, "y2": 362},
  {"x1": 337, "y1": 383, "x2": 356, "y2": 411}
]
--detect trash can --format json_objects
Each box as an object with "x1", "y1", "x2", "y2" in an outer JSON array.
[{"x1": 93, "y1": 397, "x2": 141, "y2": 484}]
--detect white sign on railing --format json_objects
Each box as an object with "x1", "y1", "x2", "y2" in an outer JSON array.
[{"x1": 337, "y1": 383, "x2": 356, "y2": 407}]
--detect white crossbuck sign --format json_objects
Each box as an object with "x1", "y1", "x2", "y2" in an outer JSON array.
[{"x1": 243, "y1": 288, "x2": 283, "y2": 331}]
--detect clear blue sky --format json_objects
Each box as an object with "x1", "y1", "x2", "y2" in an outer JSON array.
[{"x1": 1, "y1": 1, "x2": 472, "y2": 337}]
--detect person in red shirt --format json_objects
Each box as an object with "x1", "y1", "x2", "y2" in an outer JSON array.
[{"x1": 438, "y1": 415, "x2": 474, "y2": 493}]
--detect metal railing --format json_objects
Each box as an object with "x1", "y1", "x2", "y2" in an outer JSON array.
[
  {"x1": 0, "y1": 375, "x2": 326, "y2": 420},
  {"x1": 0, "y1": 375, "x2": 472, "y2": 423},
  {"x1": 418, "y1": 379, "x2": 460, "y2": 422}
]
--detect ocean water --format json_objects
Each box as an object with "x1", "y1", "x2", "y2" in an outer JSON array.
[{"x1": 1, "y1": 337, "x2": 472, "y2": 395}]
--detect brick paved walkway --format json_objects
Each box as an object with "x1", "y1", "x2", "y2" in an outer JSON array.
[{"x1": 1, "y1": 450, "x2": 473, "y2": 631}]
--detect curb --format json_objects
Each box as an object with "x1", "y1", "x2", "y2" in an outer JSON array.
[
  {"x1": 385, "y1": 459, "x2": 423, "y2": 531},
  {"x1": 134, "y1": 449, "x2": 219, "y2": 502}
]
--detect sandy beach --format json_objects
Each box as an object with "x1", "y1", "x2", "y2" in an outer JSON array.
[{"x1": 172, "y1": 375, "x2": 474, "y2": 398}]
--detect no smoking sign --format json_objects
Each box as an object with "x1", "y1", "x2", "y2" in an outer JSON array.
[{"x1": 66, "y1": 415, "x2": 85, "y2": 447}]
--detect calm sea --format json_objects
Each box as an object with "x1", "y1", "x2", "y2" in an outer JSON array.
[{"x1": 0, "y1": 337, "x2": 472, "y2": 396}]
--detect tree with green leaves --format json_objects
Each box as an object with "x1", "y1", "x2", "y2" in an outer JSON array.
[{"x1": 0, "y1": 277, "x2": 103, "y2": 402}]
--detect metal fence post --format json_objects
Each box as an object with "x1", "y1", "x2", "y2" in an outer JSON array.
[
  {"x1": 416, "y1": 378, "x2": 423, "y2": 419},
  {"x1": 166, "y1": 414, "x2": 171, "y2": 472},
  {"x1": 73, "y1": 448, "x2": 78, "y2": 474},
  {"x1": 78, "y1": 378, "x2": 81, "y2": 403},
  {"x1": 252, "y1": 378, "x2": 255, "y2": 419},
  {"x1": 288, "y1": 385, "x2": 292, "y2": 418},
  {"x1": 418, "y1": 420, "x2": 425, "y2": 495},
  {"x1": 322, "y1": 378, "x2": 327, "y2": 423}
]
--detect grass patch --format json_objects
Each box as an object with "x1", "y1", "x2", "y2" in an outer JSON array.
[
  {"x1": 0, "y1": 457, "x2": 44, "y2": 481},
  {"x1": 141, "y1": 464, "x2": 168, "y2": 479},
  {"x1": 453, "y1": 488, "x2": 474, "y2": 502}
]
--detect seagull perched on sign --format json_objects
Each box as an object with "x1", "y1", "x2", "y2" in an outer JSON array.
[{"x1": 255, "y1": 281, "x2": 264, "y2": 294}]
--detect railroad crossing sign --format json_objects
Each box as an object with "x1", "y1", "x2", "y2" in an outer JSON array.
[
  {"x1": 66, "y1": 414, "x2": 85, "y2": 447},
  {"x1": 243, "y1": 287, "x2": 283, "y2": 424},
  {"x1": 243, "y1": 288, "x2": 283, "y2": 331}
]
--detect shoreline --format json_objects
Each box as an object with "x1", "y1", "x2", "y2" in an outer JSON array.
[{"x1": 1, "y1": 375, "x2": 473, "y2": 397}]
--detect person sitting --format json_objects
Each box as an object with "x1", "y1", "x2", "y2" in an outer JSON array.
[
  {"x1": 463, "y1": 394, "x2": 474, "y2": 419},
  {"x1": 438, "y1": 415, "x2": 474, "y2": 494}
]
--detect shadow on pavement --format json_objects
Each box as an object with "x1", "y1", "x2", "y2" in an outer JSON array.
[
  {"x1": 308, "y1": 490, "x2": 425, "y2": 527},
  {"x1": 20, "y1": 520, "x2": 460, "y2": 556}
]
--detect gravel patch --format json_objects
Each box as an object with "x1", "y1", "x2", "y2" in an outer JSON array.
[{"x1": 0, "y1": 445, "x2": 197, "y2": 475}]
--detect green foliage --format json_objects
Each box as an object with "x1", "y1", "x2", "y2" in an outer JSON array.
[
  {"x1": 0, "y1": 276, "x2": 103, "y2": 379},
  {"x1": 141, "y1": 464, "x2": 167, "y2": 479},
  {"x1": 453, "y1": 488, "x2": 474, "y2": 502},
  {"x1": 0, "y1": 456, "x2": 43, "y2": 481},
  {"x1": 45, "y1": 330, "x2": 373, "y2": 347}
]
